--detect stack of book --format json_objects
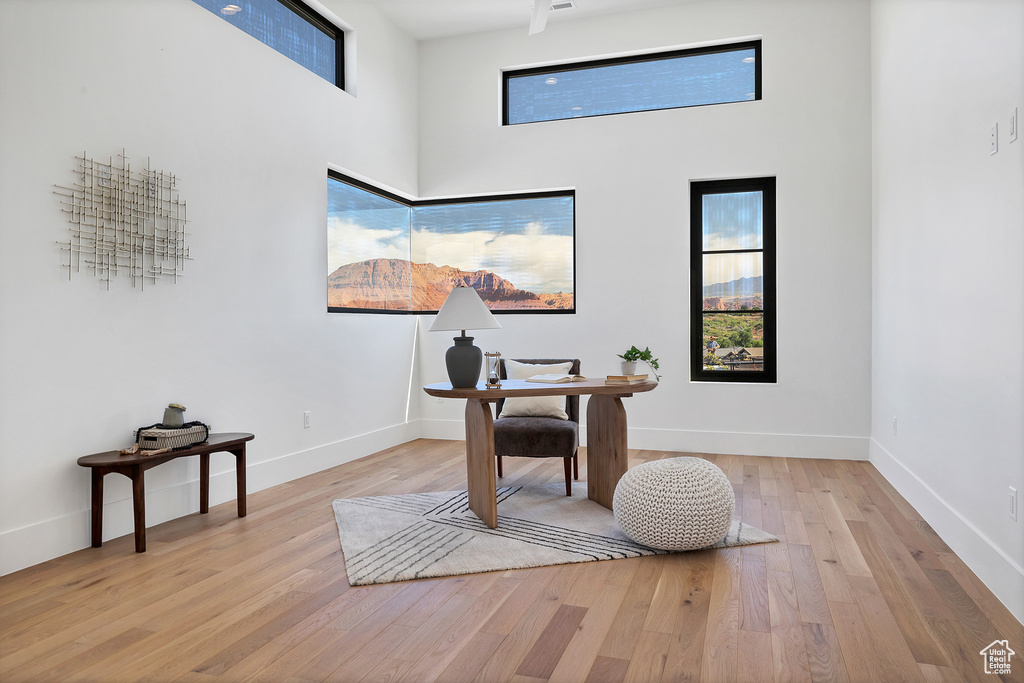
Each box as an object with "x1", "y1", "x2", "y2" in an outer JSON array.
[{"x1": 605, "y1": 374, "x2": 649, "y2": 385}]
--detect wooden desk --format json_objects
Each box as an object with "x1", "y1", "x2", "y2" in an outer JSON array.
[
  {"x1": 77, "y1": 432, "x2": 254, "y2": 553},
  {"x1": 423, "y1": 380, "x2": 657, "y2": 528}
]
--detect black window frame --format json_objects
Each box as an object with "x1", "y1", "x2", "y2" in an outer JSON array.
[
  {"x1": 502, "y1": 39, "x2": 761, "y2": 126},
  {"x1": 327, "y1": 170, "x2": 576, "y2": 315},
  {"x1": 195, "y1": 0, "x2": 344, "y2": 90},
  {"x1": 280, "y1": 0, "x2": 345, "y2": 90},
  {"x1": 690, "y1": 176, "x2": 776, "y2": 383}
]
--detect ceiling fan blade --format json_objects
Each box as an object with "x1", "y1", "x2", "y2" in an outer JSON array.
[{"x1": 529, "y1": 1, "x2": 550, "y2": 35}]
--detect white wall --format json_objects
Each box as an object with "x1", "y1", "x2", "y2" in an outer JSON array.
[
  {"x1": 870, "y1": 0, "x2": 1024, "y2": 622},
  {"x1": 414, "y1": 0, "x2": 874, "y2": 461},
  {"x1": 0, "y1": 0, "x2": 419, "y2": 574}
]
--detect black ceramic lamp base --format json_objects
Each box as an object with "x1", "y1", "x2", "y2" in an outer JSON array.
[{"x1": 446, "y1": 336, "x2": 483, "y2": 388}]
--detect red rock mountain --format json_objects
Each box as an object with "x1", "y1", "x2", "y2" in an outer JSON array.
[
  {"x1": 328, "y1": 259, "x2": 573, "y2": 311},
  {"x1": 703, "y1": 295, "x2": 763, "y2": 311}
]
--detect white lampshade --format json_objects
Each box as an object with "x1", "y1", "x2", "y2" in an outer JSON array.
[{"x1": 429, "y1": 286, "x2": 502, "y2": 334}]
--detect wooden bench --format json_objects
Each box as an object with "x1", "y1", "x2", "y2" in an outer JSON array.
[{"x1": 77, "y1": 432, "x2": 254, "y2": 552}]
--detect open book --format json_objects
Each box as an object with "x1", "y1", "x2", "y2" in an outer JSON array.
[{"x1": 525, "y1": 374, "x2": 588, "y2": 383}]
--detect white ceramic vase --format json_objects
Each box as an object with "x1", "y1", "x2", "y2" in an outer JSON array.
[{"x1": 620, "y1": 361, "x2": 638, "y2": 375}]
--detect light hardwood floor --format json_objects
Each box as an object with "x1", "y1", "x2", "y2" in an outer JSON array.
[{"x1": 1, "y1": 439, "x2": 1021, "y2": 682}]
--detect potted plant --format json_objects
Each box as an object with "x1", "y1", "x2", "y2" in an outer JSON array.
[{"x1": 617, "y1": 345, "x2": 661, "y2": 381}]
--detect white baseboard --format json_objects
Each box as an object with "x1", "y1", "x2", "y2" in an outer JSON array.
[
  {"x1": 869, "y1": 439, "x2": 1024, "y2": 625},
  {"x1": 245, "y1": 422, "x2": 419, "y2": 494},
  {"x1": 626, "y1": 426, "x2": 868, "y2": 459},
  {"x1": 0, "y1": 422, "x2": 417, "y2": 577},
  {"x1": 415, "y1": 419, "x2": 869, "y2": 460},
  {"x1": 416, "y1": 418, "x2": 466, "y2": 441}
]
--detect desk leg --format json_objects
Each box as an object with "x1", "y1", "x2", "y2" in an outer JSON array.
[
  {"x1": 586, "y1": 395, "x2": 629, "y2": 510},
  {"x1": 235, "y1": 447, "x2": 247, "y2": 517},
  {"x1": 199, "y1": 453, "x2": 210, "y2": 514},
  {"x1": 132, "y1": 466, "x2": 146, "y2": 553},
  {"x1": 465, "y1": 398, "x2": 497, "y2": 528},
  {"x1": 90, "y1": 469, "x2": 104, "y2": 548}
]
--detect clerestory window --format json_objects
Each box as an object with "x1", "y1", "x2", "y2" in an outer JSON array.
[
  {"x1": 503, "y1": 40, "x2": 760, "y2": 125},
  {"x1": 192, "y1": 0, "x2": 344, "y2": 90}
]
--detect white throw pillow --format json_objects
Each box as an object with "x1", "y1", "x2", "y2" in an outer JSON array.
[{"x1": 498, "y1": 360, "x2": 572, "y2": 420}]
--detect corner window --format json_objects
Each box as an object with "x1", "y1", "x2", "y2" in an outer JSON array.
[
  {"x1": 690, "y1": 177, "x2": 776, "y2": 382},
  {"x1": 503, "y1": 40, "x2": 760, "y2": 125},
  {"x1": 327, "y1": 172, "x2": 575, "y2": 314},
  {"x1": 192, "y1": 0, "x2": 344, "y2": 89}
]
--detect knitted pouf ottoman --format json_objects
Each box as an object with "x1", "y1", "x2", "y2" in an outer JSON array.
[{"x1": 613, "y1": 457, "x2": 735, "y2": 551}]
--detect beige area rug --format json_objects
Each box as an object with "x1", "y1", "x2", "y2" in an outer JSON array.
[{"x1": 332, "y1": 482, "x2": 778, "y2": 586}]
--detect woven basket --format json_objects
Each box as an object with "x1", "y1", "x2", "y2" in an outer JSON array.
[
  {"x1": 613, "y1": 457, "x2": 735, "y2": 551},
  {"x1": 136, "y1": 425, "x2": 208, "y2": 451}
]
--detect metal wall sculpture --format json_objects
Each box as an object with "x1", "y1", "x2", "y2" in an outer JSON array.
[{"x1": 55, "y1": 151, "x2": 189, "y2": 289}]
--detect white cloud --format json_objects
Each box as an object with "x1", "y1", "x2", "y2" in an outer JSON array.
[
  {"x1": 705, "y1": 231, "x2": 761, "y2": 251},
  {"x1": 327, "y1": 218, "x2": 409, "y2": 275},
  {"x1": 411, "y1": 222, "x2": 573, "y2": 294}
]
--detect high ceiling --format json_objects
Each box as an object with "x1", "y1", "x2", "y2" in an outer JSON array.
[{"x1": 357, "y1": 0, "x2": 693, "y2": 41}]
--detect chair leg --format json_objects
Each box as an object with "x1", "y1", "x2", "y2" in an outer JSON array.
[
  {"x1": 563, "y1": 458, "x2": 572, "y2": 496},
  {"x1": 573, "y1": 452, "x2": 578, "y2": 480},
  {"x1": 497, "y1": 455, "x2": 503, "y2": 478}
]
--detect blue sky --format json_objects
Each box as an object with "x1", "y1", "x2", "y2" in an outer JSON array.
[
  {"x1": 702, "y1": 191, "x2": 763, "y2": 289},
  {"x1": 192, "y1": 0, "x2": 335, "y2": 84},
  {"x1": 507, "y1": 48, "x2": 756, "y2": 124}
]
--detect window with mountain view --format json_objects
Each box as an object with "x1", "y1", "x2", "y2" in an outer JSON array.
[
  {"x1": 327, "y1": 172, "x2": 575, "y2": 314},
  {"x1": 690, "y1": 177, "x2": 776, "y2": 382}
]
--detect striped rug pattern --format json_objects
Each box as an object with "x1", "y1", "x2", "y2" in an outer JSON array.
[{"x1": 332, "y1": 482, "x2": 777, "y2": 586}]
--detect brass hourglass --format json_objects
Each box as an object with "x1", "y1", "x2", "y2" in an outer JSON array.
[{"x1": 485, "y1": 352, "x2": 502, "y2": 388}]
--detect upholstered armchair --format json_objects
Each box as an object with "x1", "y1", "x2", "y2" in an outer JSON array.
[{"x1": 493, "y1": 358, "x2": 581, "y2": 496}]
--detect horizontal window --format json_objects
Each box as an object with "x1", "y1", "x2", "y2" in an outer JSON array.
[
  {"x1": 504, "y1": 40, "x2": 760, "y2": 125},
  {"x1": 327, "y1": 172, "x2": 575, "y2": 314},
  {"x1": 193, "y1": 0, "x2": 343, "y2": 89}
]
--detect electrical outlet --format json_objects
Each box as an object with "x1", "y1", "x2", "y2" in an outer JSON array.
[
  {"x1": 892, "y1": 416, "x2": 898, "y2": 436},
  {"x1": 303, "y1": 410, "x2": 311, "y2": 428},
  {"x1": 1011, "y1": 107, "x2": 1018, "y2": 143},
  {"x1": 990, "y1": 123, "x2": 998, "y2": 155},
  {"x1": 1010, "y1": 486, "x2": 1018, "y2": 521}
]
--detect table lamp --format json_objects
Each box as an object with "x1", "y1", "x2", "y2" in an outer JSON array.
[{"x1": 429, "y1": 285, "x2": 501, "y2": 388}]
